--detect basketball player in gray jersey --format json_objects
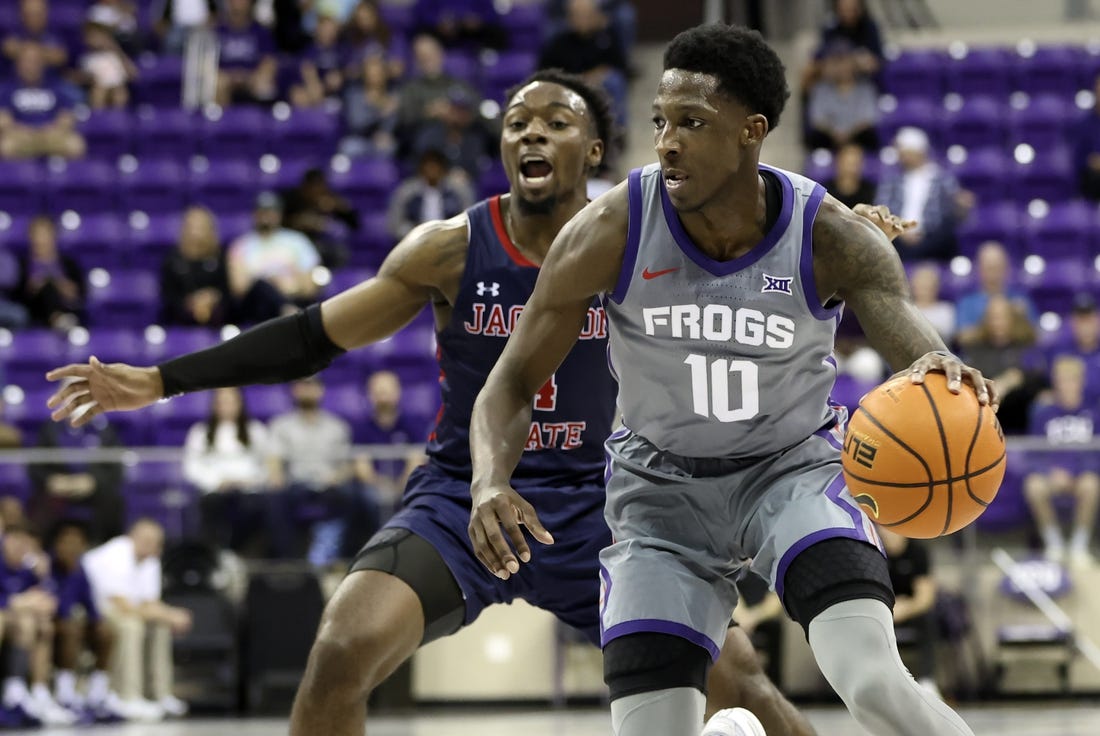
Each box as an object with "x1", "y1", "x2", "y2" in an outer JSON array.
[{"x1": 469, "y1": 25, "x2": 997, "y2": 736}]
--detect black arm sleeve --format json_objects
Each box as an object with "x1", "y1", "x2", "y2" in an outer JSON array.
[{"x1": 158, "y1": 303, "x2": 346, "y2": 397}]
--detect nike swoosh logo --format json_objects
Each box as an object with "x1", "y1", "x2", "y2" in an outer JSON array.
[{"x1": 642, "y1": 267, "x2": 679, "y2": 280}]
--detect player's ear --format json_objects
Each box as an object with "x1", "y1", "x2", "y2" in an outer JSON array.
[
  {"x1": 586, "y1": 138, "x2": 605, "y2": 172},
  {"x1": 741, "y1": 114, "x2": 769, "y2": 148}
]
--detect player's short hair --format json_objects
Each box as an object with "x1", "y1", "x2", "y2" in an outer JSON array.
[
  {"x1": 506, "y1": 68, "x2": 617, "y2": 156},
  {"x1": 663, "y1": 24, "x2": 790, "y2": 132}
]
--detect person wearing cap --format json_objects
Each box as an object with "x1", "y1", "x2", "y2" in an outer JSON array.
[
  {"x1": 1024, "y1": 354, "x2": 1099, "y2": 569},
  {"x1": 805, "y1": 39, "x2": 879, "y2": 152},
  {"x1": 226, "y1": 192, "x2": 322, "y2": 322},
  {"x1": 875, "y1": 126, "x2": 971, "y2": 262}
]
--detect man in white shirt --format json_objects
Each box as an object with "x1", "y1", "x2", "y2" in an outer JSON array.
[{"x1": 82, "y1": 519, "x2": 191, "y2": 720}]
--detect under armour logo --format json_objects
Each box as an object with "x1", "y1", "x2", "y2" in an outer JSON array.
[
  {"x1": 761, "y1": 274, "x2": 793, "y2": 295},
  {"x1": 476, "y1": 281, "x2": 500, "y2": 297}
]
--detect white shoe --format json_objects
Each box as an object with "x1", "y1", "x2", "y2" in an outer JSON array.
[
  {"x1": 158, "y1": 694, "x2": 189, "y2": 717},
  {"x1": 115, "y1": 697, "x2": 164, "y2": 722},
  {"x1": 1070, "y1": 549, "x2": 1095, "y2": 570},
  {"x1": 26, "y1": 695, "x2": 78, "y2": 726},
  {"x1": 701, "y1": 708, "x2": 767, "y2": 736}
]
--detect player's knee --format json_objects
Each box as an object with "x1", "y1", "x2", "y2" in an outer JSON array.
[
  {"x1": 1024, "y1": 474, "x2": 1051, "y2": 502},
  {"x1": 1075, "y1": 473, "x2": 1100, "y2": 497},
  {"x1": 781, "y1": 538, "x2": 894, "y2": 635},
  {"x1": 603, "y1": 633, "x2": 711, "y2": 700}
]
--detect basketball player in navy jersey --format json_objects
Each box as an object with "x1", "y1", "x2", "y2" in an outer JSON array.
[
  {"x1": 469, "y1": 26, "x2": 997, "y2": 736},
  {"x1": 45, "y1": 69, "x2": 904, "y2": 736}
]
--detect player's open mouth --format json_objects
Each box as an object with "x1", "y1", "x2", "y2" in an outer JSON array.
[
  {"x1": 664, "y1": 170, "x2": 688, "y2": 191},
  {"x1": 520, "y1": 156, "x2": 554, "y2": 185}
]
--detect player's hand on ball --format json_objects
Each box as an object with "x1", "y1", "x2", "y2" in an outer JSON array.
[
  {"x1": 45, "y1": 357, "x2": 164, "y2": 427},
  {"x1": 898, "y1": 351, "x2": 999, "y2": 411},
  {"x1": 469, "y1": 484, "x2": 554, "y2": 580},
  {"x1": 852, "y1": 203, "x2": 917, "y2": 241}
]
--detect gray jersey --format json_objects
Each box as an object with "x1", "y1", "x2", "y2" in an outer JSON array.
[{"x1": 604, "y1": 163, "x2": 840, "y2": 459}]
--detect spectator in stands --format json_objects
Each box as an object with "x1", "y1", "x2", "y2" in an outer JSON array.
[
  {"x1": 1072, "y1": 72, "x2": 1100, "y2": 201},
  {"x1": 0, "y1": 43, "x2": 86, "y2": 161},
  {"x1": 910, "y1": 264, "x2": 956, "y2": 344},
  {"x1": 823, "y1": 143, "x2": 876, "y2": 209},
  {"x1": 956, "y1": 241, "x2": 1038, "y2": 348},
  {"x1": 156, "y1": 0, "x2": 217, "y2": 54},
  {"x1": 878, "y1": 526, "x2": 940, "y2": 696},
  {"x1": 875, "y1": 127, "x2": 969, "y2": 263},
  {"x1": 805, "y1": 40, "x2": 879, "y2": 152},
  {"x1": 1, "y1": 0, "x2": 68, "y2": 70},
  {"x1": 547, "y1": 0, "x2": 635, "y2": 59},
  {"x1": 76, "y1": 20, "x2": 137, "y2": 109},
  {"x1": 1047, "y1": 294, "x2": 1100, "y2": 397},
  {"x1": 0, "y1": 244, "x2": 30, "y2": 326},
  {"x1": 341, "y1": 0, "x2": 404, "y2": 82},
  {"x1": 387, "y1": 148, "x2": 475, "y2": 240},
  {"x1": 341, "y1": 51, "x2": 399, "y2": 156},
  {"x1": 215, "y1": 0, "x2": 278, "y2": 105},
  {"x1": 818, "y1": 0, "x2": 883, "y2": 77},
  {"x1": 959, "y1": 294, "x2": 1038, "y2": 433},
  {"x1": 354, "y1": 370, "x2": 425, "y2": 507},
  {"x1": 415, "y1": 0, "x2": 505, "y2": 50},
  {"x1": 27, "y1": 415, "x2": 124, "y2": 544},
  {"x1": 183, "y1": 387, "x2": 273, "y2": 556},
  {"x1": 227, "y1": 191, "x2": 320, "y2": 317},
  {"x1": 538, "y1": 0, "x2": 629, "y2": 124},
  {"x1": 282, "y1": 168, "x2": 359, "y2": 269},
  {"x1": 82, "y1": 519, "x2": 190, "y2": 719},
  {"x1": 1024, "y1": 355, "x2": 1099, "y2": 568},
  {"x1": 268, "y1": 377, "x2": 378, "y2": 564},
  {"x1": 0, "y1": 523, "x2": 77, "y2": 725},
  {"x1": 86, "y1": 0, "x2": 140, "y2": 54},
  {"x1": 16, "y1": 216, "x2": 84, "y2": 331},
  {"x1": 159, "y1": 205, "x2": 230, "y2": 327},
  {"x1": 396, "y1": 34, "x2": 480, "y2": 156},
  {"x1": 289, "y1": 10, "x2": 346, "y2": 108},
  {"x1": 48, "y1": 520, "x2": 121, "y2": 718},
  {"x1": 411, "y1": 85, "x2": 495, "y2": 180},
  {"x1": 0, "y1": 397, "x2": 21, "y2": 449}
]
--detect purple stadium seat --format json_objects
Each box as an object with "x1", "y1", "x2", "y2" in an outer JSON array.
[
  {"x1": 6, "y1": 388, "x2": 54, "y2": 438},
  {"x1": 876, "y1": 97, "x2": 942, "y2": 150},
  {"x1": 0, "y1": 4, "x2": 20, "y2": 33},
  {"x1": 0, "y1": 213, "x2": 29, "y2": 253},
  {"x1": 189, "y1": 159, "x2": 259, "y2": 213},
  {"x1": 443, "y1": 50, "x2": 480, "y2": 85},
  {"x1": 86, "y1": 270, "x2": 160, "y2": 328},
  {"x1": 347, "y1": 211, "x2": 392, "y2": 267},
  {"x1": 1009, "y1": 95, "x2": 1075, "y2": 152},
  {"x1": 143, "y1": 327, "x2": 219, "y2": 363},
  {"x1": 499, "y1": 3, "x2": 544, "y2": 50},
  {"x1": 200, "y1": 107, "x2": 271, "y2": 160},
  {"x1": 0, "y1": 249, "x2": 17, "y2": 291},
  {"x1": 243, "y1": 385, "x2": 293, "y2": 421},
  {"x1": 4, "y1": 330, "x2": 66, "y2": 388},
  {"x1": 56, "y1": 213, "x2": 129, "y2": 270},
  {"x1": 378, "y1": 3, "x2": 415, "y2": 34},
  {"x1": 974, "y1": 452, "x2": 1030, "y2": 532},
  {"x1": 256, "y1": 156, "x2": 314, "y2": 194},
  {"x1": 148, "y1": 391, "x2": 209, "y2": 446},
  {"x1": 0, "y1": 462, "x2": 31, "y2": 504},
  {"x1": 401, "y1": 380, "x2": 441, "y2": 426},
  {"x1": 1012, "y1": 147, "x2": 1075, "y2": 203},
  {"x1": 949, "y1": 147, "x2": 1010, "y2": 204},
  {"x1": 321, "y1": 382, "x2": 368, "y2": 425},
  {"x1": 46, "y1": 160, "x2": 119, "y2": 215},
  {"x1": 78, "y1": 109, "x2": 134, "y2": 161},
  {"x1": 118, "y1": 158, "x2": 189, "y2": 214},
  {"x1": 943, "y1": 96, "x2": 1005, "y2": 151},
  {"x1": 132, "y1": 56, "x2": 183, "y2": 107},
  {"x1": 133, "y1": 108, "x2": 200, "y2": 159},
  {"x1": 945, "y1": 47, "x2": 1015, "y2": 98},
  {"x1": 1024, "y1": 201, "x2": 1094, "y2": 262},
  {"x1": 478, "y1": 160, "x2": 509, "y2": 198},
  {"x1": 1023, "y1": 259, "x2": 1089, "y2": 315},
  {"x1": 1015, "y1": 46, "x2": 1086, "y2": 97},
  {"x1": 325, "y1": 268, "x2": 375, "y2": 298},
  {"x1": 128, "y1": 212, "x2": 183, "y2": 271},
  {"x1": 328, "y1": 157, "x2": 399, "y2": 210},
  {"x1": 881, "y1": 49, "x2": 946, "y2": 101},
  {"x1": 269, "y1": 109, "x2": 340, "y2": 158},
  {"x1": 829, "y1": 374, "x2": 876, "y2": 415},
  {"x1": 216, "y1": 212, "x2": 254, "y2": 242},
  {"x1": 481, "y1": 51, "x2": 537, "y2": 102},
  {"x1": 84, "y1": 327, "x2": 145, "y2": 365},
  {"x1": 49, "y1": 3, "x2": 85, "y2": 32},
  {"x1": 0, "y1": 161, "x2": 45, "y2": 214},
  {"x1": 956, "y1": 202, "x2": 1023, "y2": 258}
]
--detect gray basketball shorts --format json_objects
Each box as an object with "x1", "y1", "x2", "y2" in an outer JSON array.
[{"x1": 598, "y1": 423, "x2": 883, "y2": 660}]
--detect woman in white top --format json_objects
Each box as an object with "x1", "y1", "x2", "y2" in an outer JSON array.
[{"x1": 182, "y1": 388, "x2": 272, "y2": 555}]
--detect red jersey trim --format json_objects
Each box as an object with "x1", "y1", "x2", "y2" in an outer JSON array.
[{"x1": 489, "y1": 195, "x2": 537, "y2": 268}]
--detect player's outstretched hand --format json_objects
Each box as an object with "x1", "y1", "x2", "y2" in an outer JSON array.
[
  {"x1": 469, "y1": 484, "x2": 554, "y2": 580},
  {"x1": 900, "y1": 351, "x2": 999, "y2": 411},
  {"x1": 45, "y1": 357, "x2": 164, "y2": 427},
  {"x1": 852, "y1": 203, "x2": 917, "y2": 241}
]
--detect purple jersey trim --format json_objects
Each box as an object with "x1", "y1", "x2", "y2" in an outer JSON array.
[
  {"x1": 608, "y1": 168, "x2": 644, "y2": 304},
  {"x1": 799, "y1": 183, "x2": 842, "y2": 321},
  {"x1": 601, "y1": 619, "x2": 721, "y2": 662},
  {"x1": 659, "y1": 164, "x2": 794, "y2": 278}
]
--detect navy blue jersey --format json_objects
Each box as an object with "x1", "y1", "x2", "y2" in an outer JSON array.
[{"x1": 426, "y1": 195, "x2": 616, "y2": 487}]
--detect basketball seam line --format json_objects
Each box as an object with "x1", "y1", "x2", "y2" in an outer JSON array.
[
  {"x1": 856, "y1": 407, "x2": 937, "y2": 527},
  {"x1": 842, "y1": 451, "x2": 1006, "y2": 494},
  {"x1": 963, "y1": 403, "x2": 989, "y2": 507},
  {"x1": 919, "y1": 382, "x2": 954, "y2": 536}
]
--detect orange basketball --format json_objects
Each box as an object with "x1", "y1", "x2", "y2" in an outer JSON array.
[{"x1": 841, "y1": 372, "x2": 1007, "y2": 539}]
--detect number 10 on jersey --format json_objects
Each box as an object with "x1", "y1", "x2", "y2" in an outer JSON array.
[{"x1": 684, "y1": 354, "x2": 759, "y2": 422}]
